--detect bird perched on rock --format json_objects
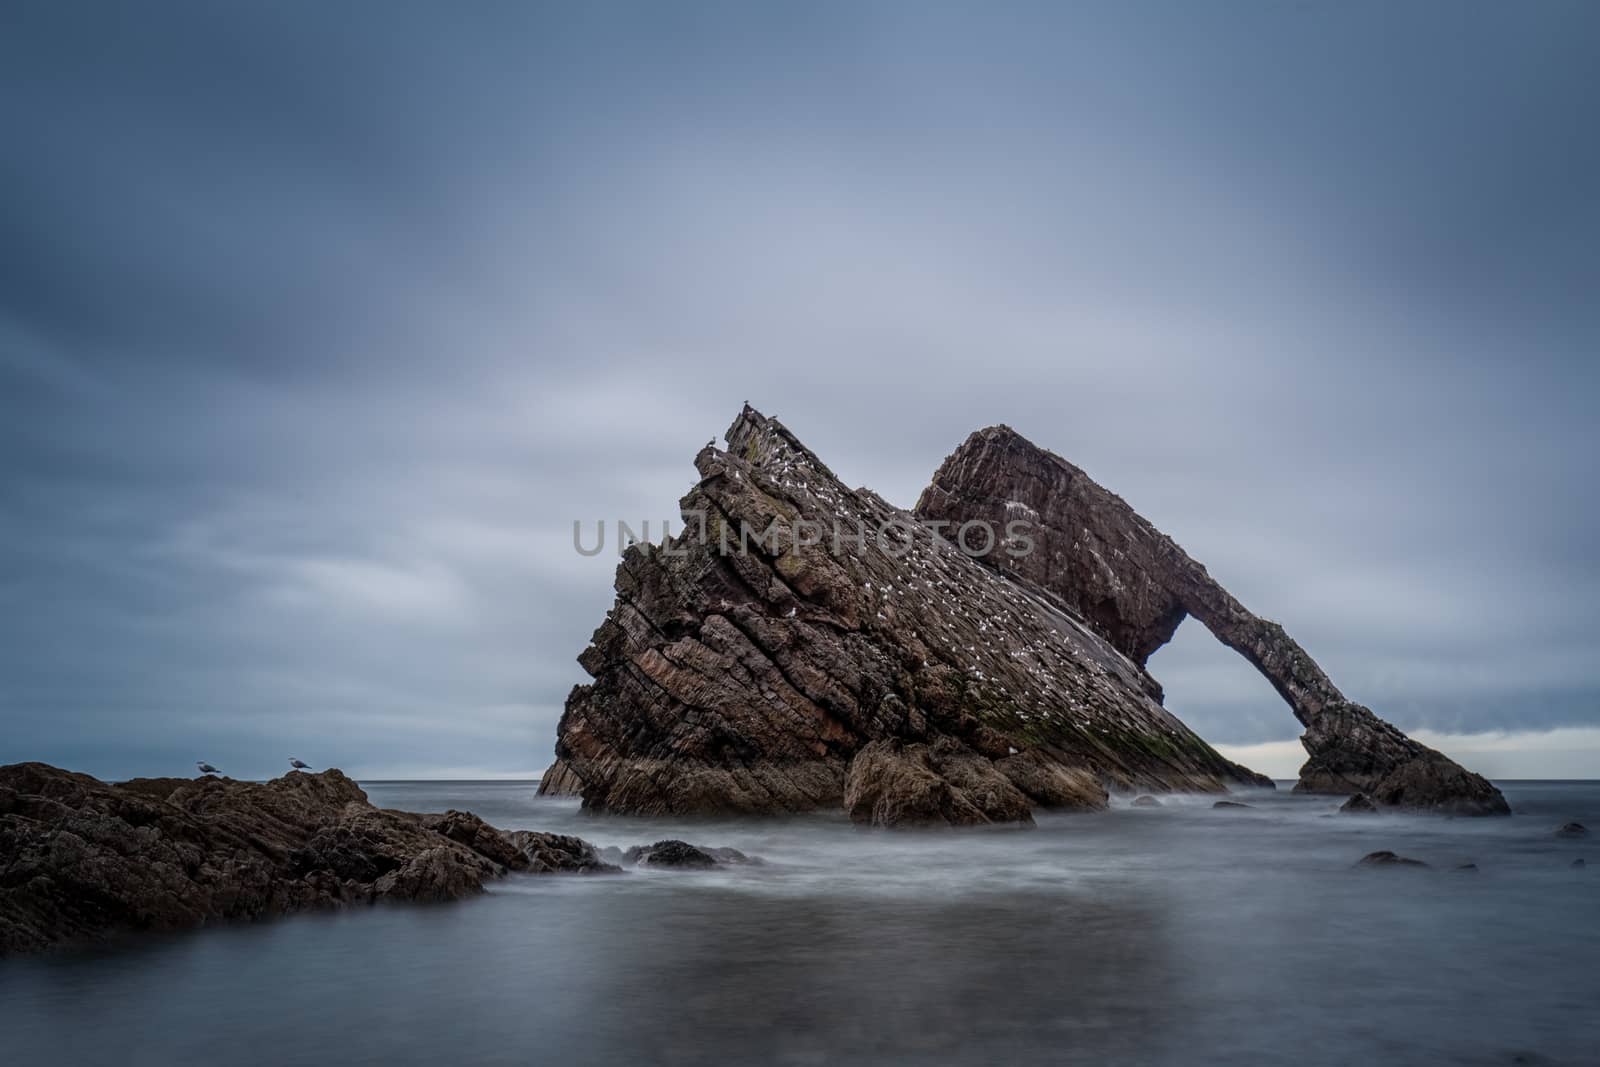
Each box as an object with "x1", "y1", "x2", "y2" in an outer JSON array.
[
  {"x1": 704, "y1": 437, "x2": 716, "y2": 449},
  {"x1": 288, "y1": 758, "x2": 312, "y2": 771},
  {"x1": 196, "y1": 761, "x2": 219, "y2": 775}
]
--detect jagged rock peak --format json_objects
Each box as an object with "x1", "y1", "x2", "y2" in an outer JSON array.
[
  {"x1": 541, "y1": 406, "x2": 1269, "y2": 825},
  {"x1": 915, "y1": 424, "x2": 1509, "y2": 816}
]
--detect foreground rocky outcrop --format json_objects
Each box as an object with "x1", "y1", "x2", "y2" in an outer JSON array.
[
  {"x1": 916, "y1": 425, "x2": 1509, "y2": 816},
  {"x1": 543, "y1": 406, "x2": 1270, "y2": 826},
  {"x1": 0, "y1": 763, "x2": 614, "y2": 955}
]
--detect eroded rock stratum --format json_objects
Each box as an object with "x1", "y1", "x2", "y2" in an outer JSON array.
[
  {"x1": 544, "y1": 406, "x2": 1269, "y2": 825},
  {"x1": 916, "y1": 425, "x2": 1509, "y2": 816},
  {"x1": 543, "y1": 407, "x2": 1506, "y2": 821}
]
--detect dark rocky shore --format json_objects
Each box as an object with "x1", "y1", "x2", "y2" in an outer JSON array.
[
  {"x1": 542, "y1": 405, "x2": 1507, "y2": 823},
  {"x1": 0, "y1": 763, "x2": 614, "y2": 956}
]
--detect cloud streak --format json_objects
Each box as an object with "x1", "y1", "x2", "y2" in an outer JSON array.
[{"x1": 2, "y1": 2, "x2": 1596, "y2": 779}]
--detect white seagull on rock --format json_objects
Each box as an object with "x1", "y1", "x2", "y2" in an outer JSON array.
[{"x1": 195, "y1": 761, "x2": 219, "y2": 775}]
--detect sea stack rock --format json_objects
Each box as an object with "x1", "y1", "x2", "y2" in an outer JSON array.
[
  {"x1": 914, "y1": 425, "x2": 1510, "y2": 816},
  {"x1": 541, "y1": 406, "x2": 1269, "y2": 825}
]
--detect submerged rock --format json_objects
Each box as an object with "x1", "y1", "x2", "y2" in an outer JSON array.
[
  {"x1": 542, "y1": 406, "x2": 1267, "y2": 826},
  {"x1": 1572, "y1": 858, "x2": 1586, "y2": 869},
  {"x1": 915, "y1": 425, "x2": 1509, "y2": 817},
  {"x1": 1340, "y1": 794, "x2": 1379, "y2": 814},
  {"x1": 1555, "y1": 822, "x2": 1588, "y2": 838},
  {"x1": 612, "y1": 841, "x2": 760, "y2": 868},
  {"x1": 624, "y1": 840, "x2": 719, "y2": 869},
  {"x1": 0, "y1": 762, "x2": 613, "y2": 956},
  {"x1": 1213, "y1": 800, "x2": 1253, "y2": 809},
  {"x1": 1453, "y1": 863, "x2": 1479, "y2": 873},
  {"x1": 703, "y1": 846, "x2": 758, "y2": 865},
  {"x1": 502, "y1": 830, "x2": 621, "y2": 875},
  {"x1": 1357, "y1": 850, "x2": 1430, "y2": 869},
  {"x1": 1131, "y1": 795, "x2": 1163, "y2": 808}
]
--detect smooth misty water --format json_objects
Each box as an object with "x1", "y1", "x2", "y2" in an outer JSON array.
[{"x1": 3, "y1": 783, "x2": 1596, "y2": 1066}]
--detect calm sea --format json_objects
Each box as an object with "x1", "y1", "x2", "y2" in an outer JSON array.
[{"x1": 3, "y1": 780, "x2": 1595, "y2": 1065}]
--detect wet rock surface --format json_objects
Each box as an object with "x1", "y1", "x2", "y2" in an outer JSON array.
[
  {"x1": 1340, "y1": 794, "x2": 1379, "y2": 814},
  {"x1": 915, "y1": 424, "x2": 1509, "y2": 816},
  {"x1": 1357, "y1": 850, "x2": 1431, "y2": 868},
  {"x1": 502, "y1": 830, "x2": 621, "y2": 875},
  {"x1": 0, "y1": 763, "x2": 614, "y2": 955},
  {"x1": 844, "y1": 738, "x2": 1036, "y2": 828},
  {"x1": 599, "y1": 841, "x2": 761, "y2": 868},
  {"x1": 1554, "y1": 822, "x2": 1587, "y2": 838},
  {"x1": 623, "y1": 840, "x2": 718, "y2": 868},
  {"x1": 543, "y1": 406, "x2": 1269, "y2": 825}
]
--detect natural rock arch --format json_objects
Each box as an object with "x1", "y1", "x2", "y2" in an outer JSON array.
[
  {"x1": 540, "y1": 407, "x2": 1506, "y2": 820},
  {"x1": 914, "y1": 425, "x2": 1508, "y2": 814}
]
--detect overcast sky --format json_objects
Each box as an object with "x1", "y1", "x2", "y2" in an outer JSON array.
[{"x1": 3, "y1": 2, "x2": 1596, "y2": 780}]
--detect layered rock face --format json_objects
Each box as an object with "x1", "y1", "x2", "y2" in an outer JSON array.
[
  {"x1": 915, "y1": 425, "x2": 1508, "y2": 815},
  {"x1": 0, "y1": 763, "x2": 614, "y2": 955},
  {"x1": 542, "y1": 406, "x2": 1269, "y2": 824}
]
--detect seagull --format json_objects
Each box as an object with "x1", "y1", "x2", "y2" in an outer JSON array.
[
  {"x1": 288, "y1": 758, "x2": 312, "y2": 771},
  {"x1": 195, "y1": 761, "x2": 219, "y2": 775},
  {"x1": 705, "y1": 437, "x2": 716, "y2": 449}
]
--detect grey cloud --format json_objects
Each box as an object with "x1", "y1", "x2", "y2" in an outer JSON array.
[{"x1": 2, "y1": 1, "x2": 1596, "y2": 779}]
